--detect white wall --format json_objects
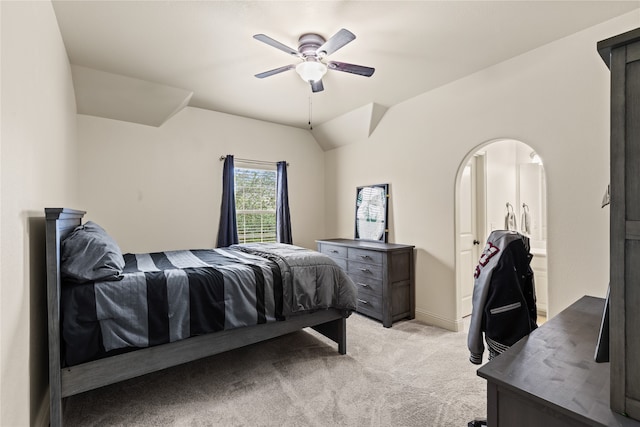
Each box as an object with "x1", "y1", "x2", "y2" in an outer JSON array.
[
  {"x1": 323, "y1": 11, "x2": 639, "y2": 330},
  {"x1": 1, "y1": 1, "x2": 79, "y2": 426},
  {"x1": 76, "y1": 107, "x2": 325, "y2": 253}
]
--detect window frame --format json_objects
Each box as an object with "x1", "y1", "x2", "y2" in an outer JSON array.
[{"x1": 234, "y1": 164, "x2": 278, "y2": 244}]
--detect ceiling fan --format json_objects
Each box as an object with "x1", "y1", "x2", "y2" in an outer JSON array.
[{"x1": 253, "y1": 28, "x2": 375, "y2": 93}]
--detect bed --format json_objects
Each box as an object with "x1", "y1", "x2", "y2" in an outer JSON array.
[{"x1": 45, "y1": 208, "x2": 357, "y2": 427}]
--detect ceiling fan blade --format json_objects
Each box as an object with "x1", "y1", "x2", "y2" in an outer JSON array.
[
  {"x1": 311, "y1": 79, "x2": 324, "y2": 93},
  {"x1": 316, "y1": 28, "x2": 355, "y2": 57},
  {"x1": 327, "y1": 61, "x2": 375, "y2": 77},
  {"x1": 253, "y1": 34, "x2": 301, "y2": 57},
  {"x1": 254, "y1": 64, "x2": 295, "y2": 79}
]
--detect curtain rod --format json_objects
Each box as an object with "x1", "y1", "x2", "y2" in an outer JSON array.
[{"x1": 219, "y1": 156, "x2": 289, "y2": 167}]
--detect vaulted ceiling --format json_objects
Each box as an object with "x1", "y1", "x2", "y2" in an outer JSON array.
[{"x1": 52, "y1": 1, "x2": 640, "y2": 129}]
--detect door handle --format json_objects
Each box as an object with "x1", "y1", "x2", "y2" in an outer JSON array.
[{"x1": 473, "y1": 240, "x2": 481, "y2": 245}]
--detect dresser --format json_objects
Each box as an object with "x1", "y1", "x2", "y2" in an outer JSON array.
[
  {"x1": 316, "y1": 238, "x2": 414, "y2": 327},
  {"x1": 477, "y1": 296, "x2": 640, "y2": 427}
]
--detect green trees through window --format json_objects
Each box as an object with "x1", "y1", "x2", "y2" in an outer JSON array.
[{"x1": 235, "y1": 167, "x2": 277, "y2": 243}]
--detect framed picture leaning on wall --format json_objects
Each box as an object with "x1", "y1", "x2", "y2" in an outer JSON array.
[{"x1": 355, "y1": 183, "x2": 389, "y2": 242}]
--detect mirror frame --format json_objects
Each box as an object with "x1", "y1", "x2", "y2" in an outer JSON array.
[{"x1": 354, "y1": 183, "x2": 389, "y2": 242}]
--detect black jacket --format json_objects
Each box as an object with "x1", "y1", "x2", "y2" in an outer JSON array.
[{"x1": 468, "y1": 230, "x2": 537, "y2": 364}]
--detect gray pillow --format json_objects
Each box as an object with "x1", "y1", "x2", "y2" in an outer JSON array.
[{"x1": 61, "y1": 221, "x2": 125, "y2": 283}]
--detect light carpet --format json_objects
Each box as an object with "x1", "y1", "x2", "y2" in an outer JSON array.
[{"x1": 63, "y1": 313, "x2": 486, "y2": 426}]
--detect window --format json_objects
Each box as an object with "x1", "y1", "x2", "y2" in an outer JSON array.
[{"x1": 235, "y1": 167, "x2": 277, "y2": 243}]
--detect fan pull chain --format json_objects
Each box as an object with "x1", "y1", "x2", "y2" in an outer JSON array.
[{"x1": 308, "y1": 96, "x2": 313, "y2": 130}]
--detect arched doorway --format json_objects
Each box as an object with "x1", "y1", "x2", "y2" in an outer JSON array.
[{"x1": 455, "y1": 139, "x2": 548, "y2": 323}]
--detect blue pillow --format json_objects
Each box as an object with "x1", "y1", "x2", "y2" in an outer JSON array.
[{"x1": 61, "y1": 221, "x2": 125, "y2": 283}]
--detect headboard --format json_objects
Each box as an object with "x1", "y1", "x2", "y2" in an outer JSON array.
[{"x1": 44, "y1": 208, "x2": 85, "y2": 426}]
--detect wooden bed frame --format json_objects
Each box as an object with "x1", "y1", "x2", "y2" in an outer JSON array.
[{"x1": 45, "y1": 208, "x2": 349, "y2": 427}]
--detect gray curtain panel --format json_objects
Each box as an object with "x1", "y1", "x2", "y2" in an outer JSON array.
[{"x1": 216, "y1": 155, "x2": 238, "y2": 247}]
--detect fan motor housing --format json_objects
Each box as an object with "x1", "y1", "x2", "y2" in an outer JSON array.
[{"x1": 298, "y1": 33, "x2": 326, "y2": 57}]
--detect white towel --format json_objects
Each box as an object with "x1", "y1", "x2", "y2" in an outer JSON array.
[
  {"x1": 504, "y1": 203, "x2": 517, "y2": 231},
  {"x1": 521, "y1": 204, "x2": 531, "y2": 235}
]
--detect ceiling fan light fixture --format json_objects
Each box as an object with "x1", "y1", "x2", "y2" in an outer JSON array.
[
  {"x1": 295, "y1": 61, "x2": 327, "y2": 83},
  {"x1": 254, "y1": 29, "x2": 372, "y2": 93}
]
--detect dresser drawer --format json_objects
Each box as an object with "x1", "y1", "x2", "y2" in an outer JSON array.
[
  {"x1": 328, "y1": 256, "x2": 346, "y2": 270},
  {"x1": 347, "y1": 259, "x2": 383, "y2": 280},
  {"x1": 356, "y1": 289, "x2": 383, "y2": 318},
  {"x1": 348, "y1": 248, "x2": 383, "y2": 265},
  {"x1": 351, "y1": 276, "x2": 383, "y2": 296},
  {"x1": 319, "y1": 244, "x2": 347, "y2": 259}
]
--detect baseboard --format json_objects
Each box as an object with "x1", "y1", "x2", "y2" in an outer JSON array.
[
  {"x1": 34, "y1": 389, "x2": 50, "y2": 427},
  {"x1": 414, "y1": 308, "x2": 462, "y2": 332},
  {"x1": 537, "y1": 304, "x2": 548, "y2": 317}
]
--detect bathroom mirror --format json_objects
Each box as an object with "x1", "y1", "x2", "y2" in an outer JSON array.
[
  {"x1": 355, "y1": 184, "x2": 389, "y2": 242},
  {"x1": 518, "y1": 163, "x2": 547, "y2": 247}
]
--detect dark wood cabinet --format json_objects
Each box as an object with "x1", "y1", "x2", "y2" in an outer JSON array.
[
  {"x1": 598, "y1": 27, "x2": 640, "y2": 421},
  {"x1": 316, "y1": 238, "x2": 414, "y2": 327}
]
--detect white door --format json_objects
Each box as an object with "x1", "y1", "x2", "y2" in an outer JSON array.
[{"x1": 456, "y1": 156, "x2": 484, "y2": 317}]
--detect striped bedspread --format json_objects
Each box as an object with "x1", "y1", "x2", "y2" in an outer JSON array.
[{"x1": 60, "y1": 243, "x2": 357, "y2": 367}]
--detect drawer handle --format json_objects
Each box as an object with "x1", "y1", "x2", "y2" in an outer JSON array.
[
  {"x1": 359, "y1": 268, "x2": 372, "y2": 273},
  {"x1": 357, "y1": 299, "x2": 369, "y2": 305},
  {"x1": 359, "y1": 255, "x2": 372, "y2": 260},
  {"x1": 357, "y1": 282, "x2": 370, "y2": 288},
  {"x1": 330, "y1": 250, "x2": 339, "y2": 254}
]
